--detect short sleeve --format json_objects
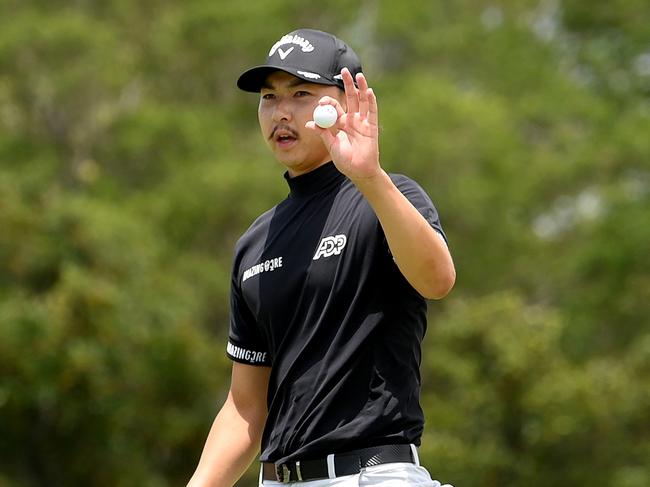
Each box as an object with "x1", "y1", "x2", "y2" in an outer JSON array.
[
  {"x1": 226, "y1": 262, "x2": 272, "y2": 367},
  {"x1": 391, "y1": 174, "x2": 449, "y2": 247}
]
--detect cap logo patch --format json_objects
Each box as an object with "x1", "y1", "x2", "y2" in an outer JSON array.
[
  {"x1": 297, "y1": 70, "x2": 321, "y2": 79},
  {"x1": 269, "y1": 34, "x2": 315, "y2": 59},
  {"x1": 278, "y1": 47, "x2": 294, "y2": 60}
]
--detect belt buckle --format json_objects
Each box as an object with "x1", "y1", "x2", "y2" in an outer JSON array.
[
  {"x1": 276, "y1": 462, "x2": 302, "y2": 483},
  {"x1": 277, "y1": 463, "x2": 291, "y2": 483}
]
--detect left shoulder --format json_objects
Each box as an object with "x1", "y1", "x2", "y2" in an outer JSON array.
[
  {"x1": 388, "y1": 172, "x2": 426, "y2": 190},
  {"x1": 387, "y1": 173, "x2": 433, "y2": 200},
  {"x1": 388, "y1": 172, "x2": 415, "y2": 184}
]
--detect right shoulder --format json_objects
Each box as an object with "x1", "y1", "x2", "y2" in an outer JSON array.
[{"x1": 234, "y1": 204, "x2": 280, "y2": 255}]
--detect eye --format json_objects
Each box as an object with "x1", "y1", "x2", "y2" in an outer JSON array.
[
  {"x1": 261, "y1": 93, "x2": 276, "y2": 100},
  {"x1": 295, "y1": 90, "x2": 311, "y2": 97}
]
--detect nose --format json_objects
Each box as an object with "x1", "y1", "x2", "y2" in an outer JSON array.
[{"x1": 272, "y1": 97, "x2": 292, "y2": 123}]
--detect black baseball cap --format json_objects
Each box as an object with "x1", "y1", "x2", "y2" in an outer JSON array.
[{"x1": 237, "y1": 28, "x2": 363, "y2": 92}]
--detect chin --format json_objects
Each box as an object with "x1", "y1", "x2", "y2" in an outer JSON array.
[
  {"x1": 271, "y1": 148, "x2": 329, "y2": 171},
  {"x1": 274, "y1": 154, "x2": 302, "y2": 168}
]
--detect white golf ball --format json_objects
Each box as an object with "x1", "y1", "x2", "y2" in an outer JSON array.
[{"x1": 313, "y1": 104, "x2": 338, "y2": 128}]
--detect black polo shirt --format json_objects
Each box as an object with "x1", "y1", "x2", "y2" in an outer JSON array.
[{"x1": 226, "y1": 162, "x2": 447, "y2": 464}]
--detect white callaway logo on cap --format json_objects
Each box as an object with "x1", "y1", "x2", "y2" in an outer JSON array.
[
  {"x1": 277, "y1": 47, "x2": 294, "y2": 60},
  {"x1": 297, "y1": 70, "x2": 321, "y2": 79},
  {"x1": 269, "y1": 34, "x2": 315, "y2": 58}
]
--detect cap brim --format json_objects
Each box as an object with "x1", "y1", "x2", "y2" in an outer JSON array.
[{"x1": 237, "y1": 65, "x2": 341, "y2": 93}]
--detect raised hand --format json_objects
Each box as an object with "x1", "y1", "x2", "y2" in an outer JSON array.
[{"x1": 305, "y1": 67, "x2": 381, "y2": 182}]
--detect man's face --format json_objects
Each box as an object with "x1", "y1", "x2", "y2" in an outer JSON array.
[{"x1": 258, "y1": 71, "x2": 345, "y2": 176}]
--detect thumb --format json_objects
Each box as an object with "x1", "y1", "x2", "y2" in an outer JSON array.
[{"x1": 305, "y1": 120, "x2": 337, "y2": 151}]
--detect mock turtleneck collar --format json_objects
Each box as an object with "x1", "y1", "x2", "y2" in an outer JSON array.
[{"x1": 284, "y1": 162, "x2": 345, "y2": 197}]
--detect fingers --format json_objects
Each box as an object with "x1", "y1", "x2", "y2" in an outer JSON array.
[
  {"x1": 341, "y1": 68, "x2": 359, "y2": 114},
  {"x1": 308, "y1": 70, "x2": 377, "y2": 142},
  {"x1": 356, "y1": 73, "x2": 369, "y2": 118},
  {"x1": 367, "y1": 87, "x2": 378, "y2": 127},
  {"x1": 339, "y1": 69, "x2": 377, "y2": 127}
]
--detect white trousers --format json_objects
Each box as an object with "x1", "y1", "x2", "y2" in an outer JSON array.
[{"x1": 260, "y1": 462, "x2": 453, "y2": 486}]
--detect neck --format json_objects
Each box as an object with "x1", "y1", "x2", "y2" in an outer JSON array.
[
  {"x1": 284, "y1": 158, "x2": 332, "y2": 178},
  {"x1": 283, "y1": 161, "x2": 344, "y2": 198}
]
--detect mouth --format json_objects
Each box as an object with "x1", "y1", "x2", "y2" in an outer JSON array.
[{"x1": 271, "y1": 127, "x2": 299, "y2": 149}]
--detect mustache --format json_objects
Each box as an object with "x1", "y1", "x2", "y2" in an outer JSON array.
[{"x1": 269, "y1": 124, "x2": 299, "y2": 140}]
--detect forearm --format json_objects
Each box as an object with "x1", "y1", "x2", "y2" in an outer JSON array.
[
  {"x1": 187, "y1": 394, "x2": 266, "y2": 487},
  {"x1": 353, "y1": 170, "x2": 456, "y2": 299}
]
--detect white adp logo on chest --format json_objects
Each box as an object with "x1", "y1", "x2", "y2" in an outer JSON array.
[{"x1": 313, "y1": 234, "x2": 347, "y2": 260}]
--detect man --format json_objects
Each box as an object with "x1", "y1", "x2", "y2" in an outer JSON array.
[{"x1": 188, "y1": 29, "x2": 456, "y2": 487}]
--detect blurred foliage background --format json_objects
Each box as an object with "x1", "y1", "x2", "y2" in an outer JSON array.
[{"x1": 1, "y1": 0, "x2": 649, "y2": 486}]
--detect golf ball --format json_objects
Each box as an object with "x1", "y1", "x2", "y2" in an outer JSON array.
[{"x1": 313, "y1": 105, "x2": 338, "y2": 128}]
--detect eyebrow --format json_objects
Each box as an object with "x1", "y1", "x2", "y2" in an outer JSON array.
[{"x1": 261, "y1": 77, "x2": 311, "y2": 90}]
